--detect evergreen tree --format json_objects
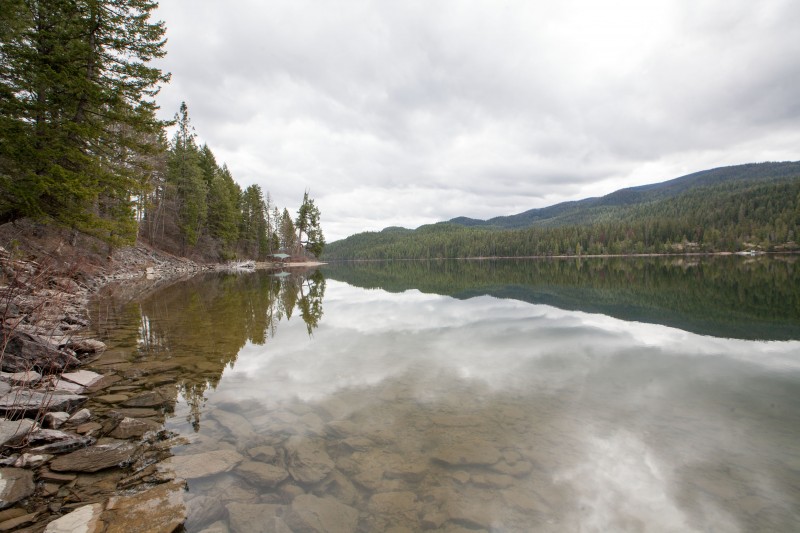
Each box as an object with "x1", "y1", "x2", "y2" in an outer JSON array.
[
  {"x1": 295, "y1": 191, "x2": 325, "y2": 257},
  {"x1": 207, "y1": 163, "x2": 240, "y2": 247},
  {"x1": 279, "y1": 208, "x2": 296, "y2": 252},
  {"x1": 240, "y1": 184, "x2": 267, "y2": 259},
  {"x1": 0, "y1": 0, "x2": 169, "y2": 242},
  {"x1": 167, "y1": 102, "x2": 206, "y2": 248}
]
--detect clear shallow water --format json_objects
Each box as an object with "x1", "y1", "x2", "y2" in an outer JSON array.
[{"x1": 90, "y1": 258, "x2": 800, "y2": 532}]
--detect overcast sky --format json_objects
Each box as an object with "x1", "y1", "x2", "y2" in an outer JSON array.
[{"x1": 153, "y1": 0, "x2": 800, "y2": 241}]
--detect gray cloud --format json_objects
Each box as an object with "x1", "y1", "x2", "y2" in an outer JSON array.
[{"x1": 154, "y1": 0, "x2": 800, "y2": 240}]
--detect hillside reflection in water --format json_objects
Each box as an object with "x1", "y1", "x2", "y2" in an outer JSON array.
[{"x1": 91, "y1": 259, "x2": 800, "y2": 532}]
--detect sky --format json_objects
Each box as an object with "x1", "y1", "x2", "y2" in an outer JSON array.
[{"x1": 152, "y1": 0, "x2": 800, "y2": 241}]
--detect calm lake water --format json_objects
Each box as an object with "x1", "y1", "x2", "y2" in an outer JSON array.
[{"x1": 90, "y1": 256, "x2": 800, "y2": 532}]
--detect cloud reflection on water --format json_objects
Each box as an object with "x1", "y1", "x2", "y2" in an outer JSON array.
[{"x1": 212, "y1": 280, "x2": 800, "y2": 531}]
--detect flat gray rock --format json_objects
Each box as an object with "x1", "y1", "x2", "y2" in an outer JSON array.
[
  {"x1": 0, "y1": 389, "x2": 85, "y2": 418},
  {"x1": 0, "y1": 370, "x2": 42, "y2": 385},
  {"x1": 49, "y1": 440, "x2": 137, "y2": 472},
  {"x1": 0, "y1": 418, "x2": 36, "y2": 447},
  {"x1": 0, "y1": 467, "x2": 35, "y2": 510},
  {"x1": 60, "y1": 370, "x2": 104, "y2": 388}
]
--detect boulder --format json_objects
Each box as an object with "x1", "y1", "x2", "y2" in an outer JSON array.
[{"x1": 0, "y1": 468, "x2": 34, "y2": 510}]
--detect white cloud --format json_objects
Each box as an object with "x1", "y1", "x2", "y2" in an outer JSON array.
[{"x1": 153, "y1": 0, "x2": 800, "y2": 240}]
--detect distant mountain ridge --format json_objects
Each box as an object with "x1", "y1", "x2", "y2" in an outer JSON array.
[
  {"x1": 446, "y1": 161, "x2": 800, "y2": 229},
  {"x1": 323, "y1": 161, "x2": 800, "y2": 260}
]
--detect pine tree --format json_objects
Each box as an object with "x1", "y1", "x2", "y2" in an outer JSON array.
[
  {"x1": 295, "y1": 191, "x2": 325, "y2": 257},
  {"x1": 0, "y1": 0, "x2": 169, "y2": 242},
  {"x1": 167, "y1": 102, "x2": 206, "y2": 248},
  {"x1": 279, "y1": 208, "x2": 296, "y2": 252},
  {"x1": 240, "y1": 184, "x2": 267, "y2": 259}
]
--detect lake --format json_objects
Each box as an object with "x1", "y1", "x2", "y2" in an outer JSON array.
[{"x1": 88, "y1": 256, "x2": 800, "y2": 532}]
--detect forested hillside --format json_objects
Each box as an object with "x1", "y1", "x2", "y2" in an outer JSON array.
[
  {"x1": 0, "y1": 1, "x2": 323, "y2": 262},
  {"x1": 324, "y1": 162, "x2": 800, "y2": 260}
]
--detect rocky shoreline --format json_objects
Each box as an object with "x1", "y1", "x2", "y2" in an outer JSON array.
[{"x1": 0, "y1": 241, "x2": 214, "y2": 532}]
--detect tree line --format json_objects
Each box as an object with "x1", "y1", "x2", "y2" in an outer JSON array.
[
  {"x1": 324, "y1": 175, "x2": 800, "y2": 260},
  {"x1": 0, "y1": 0, "x2": 323, "y2": 261}
]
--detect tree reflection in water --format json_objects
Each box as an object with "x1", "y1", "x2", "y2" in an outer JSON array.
[{"x1": 91, "y1": 269, "x2": 325, "y2": 431}]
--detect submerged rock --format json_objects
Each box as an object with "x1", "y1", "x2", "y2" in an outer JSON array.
[
  {"x1": 159, "y1": 449, "x2": 243, "y2": 480},
  {"x1": 431, "y1": 441, "x2": 502, "y2": 467},
  {"x1": 235, "y1": 460, "x2": 289, "y2": 488},
  {"x1": 108, "y1": 417, "x2": 161, "y2": 439},
  {"x1": 285, "y1": 494, "x2": 358, "y2": 533},
  {"x1": 0, "y1": 467, "x2": 35, "y2": 510},
  {"x1": 226, "y1": 502, "x2": 289, "y2": 533},
  {"x1": 185, "y1": 495, "x2": 227, "y2": 531},
  {"x1": 285, "y1": 436, "x2": 334, "y2": 484},
  {"x1": 65, "y1": 339, "x2": 106, "y2": 355},
  {"x1": 121, "y1": 387, "x2": 174, "y2": 408},
  {"x1": 105, "y1": 479, "x2": 187, "y2": 533}
]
